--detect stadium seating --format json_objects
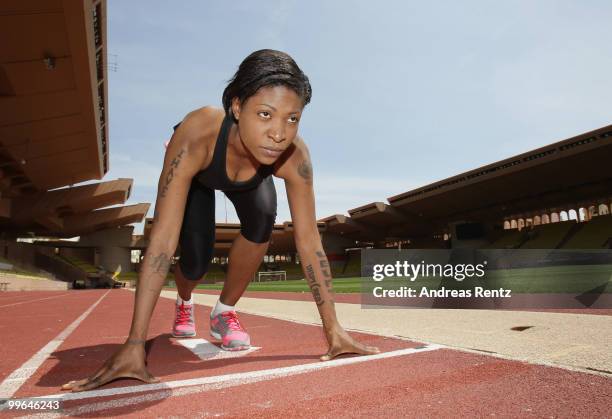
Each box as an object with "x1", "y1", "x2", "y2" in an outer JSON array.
[
  {"x1": 561, "y1": 214, "x2": 612, "y2": 249},
  {"x1": 483, "y1": 229, "x2": 524, "y2": 249},
  {"x1": 520, "y1": 220, "x2": 576, "y2": 249},
  {"x1": 0, "y1": 255, "x2": 48, "y2": 279},
  {"x1": 58, "y1": 255, "x2": 98, "y2": 274}
]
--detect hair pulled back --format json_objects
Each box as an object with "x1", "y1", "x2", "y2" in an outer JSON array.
[{"x1": 222, "y1": 49, "x2": 312, "y2": 121}]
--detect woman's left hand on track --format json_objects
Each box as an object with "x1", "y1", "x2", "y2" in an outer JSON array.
[{"x1": 320, "y1": 327, "x2": 380, "y2": 361}]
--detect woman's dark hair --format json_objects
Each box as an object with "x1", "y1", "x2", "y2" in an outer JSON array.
[{"x1": 222, "y1": 49, "x2": 312, "y2": 121}]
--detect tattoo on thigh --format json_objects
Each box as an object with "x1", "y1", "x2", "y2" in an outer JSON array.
[{"x1": 160, "y1": 148, "x2": 186, "y2": 198}]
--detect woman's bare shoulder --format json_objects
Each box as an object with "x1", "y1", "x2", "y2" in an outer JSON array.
[
  {"x1": 171, "y1": 106, "x2": 225, "y2": 159},
  {"x1": 180, "y1": 106, "x2": 225, "y2": 141},
  {"x1": 166, "y1": 107, "x2": 225, "y2": 171}
]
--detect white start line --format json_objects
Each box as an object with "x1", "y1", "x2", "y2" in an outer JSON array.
[{"x1": 15, "y1": 344, "x2": 442, "y2": 417}]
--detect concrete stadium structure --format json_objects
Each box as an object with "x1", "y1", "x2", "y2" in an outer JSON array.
[{"x1": 1, "y1": 1, "x2": 611, "y2": 287}]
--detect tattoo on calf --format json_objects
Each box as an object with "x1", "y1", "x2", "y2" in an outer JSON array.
[{"x1": 160, "y1": 148, "x2": 186, "y2": 198}]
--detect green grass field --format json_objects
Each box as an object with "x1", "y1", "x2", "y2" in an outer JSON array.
[
  {"x1": 183, "y1": 264, "x2": 612, "y2": 294},
  {"x1": 194, "y1": 277, "x2": 363, "y2": 293}
]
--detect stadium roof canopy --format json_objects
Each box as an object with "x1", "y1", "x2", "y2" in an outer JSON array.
[
  {"x1": 321, "y1": 125, "x2": 612, "y2": 242},
  {"x1": 0, "y1": 0, "x2": 149, "y2": 238}
]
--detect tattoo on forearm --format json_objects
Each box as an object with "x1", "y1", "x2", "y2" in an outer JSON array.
[
  {"x1": 297, "y1": 159, "x2": 313, "y2": 183},
  {"x1": 305, "y1": 264, "x2": 316, "y2": 286},
  {"x1": 316, "y1": 251, "x2": 334, "y2": 295},
  {"x1": 305, "y1": 264, "x2": 324, "y2": 306},
  {"x1": 160, "y1": 148, "x2": 186, "y2": 198}
]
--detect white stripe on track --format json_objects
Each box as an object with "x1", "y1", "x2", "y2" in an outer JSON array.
[
  {"x1": 176, "y1": 338, "x2": 261, "y2": 360},
  {"x1": 20, "y1": 344, "x2": 442, "y2": 417},
  {"x1": 0, "y1": 290, "x2": 111, "y2": 399}
]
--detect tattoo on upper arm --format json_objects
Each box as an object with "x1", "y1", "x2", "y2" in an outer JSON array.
[
  {"x1": 160, "y1": 148, "x2": 186, "y2": 198},
  {"x1": 297, "y1": 159, "x2": 313, "y2": 183}
]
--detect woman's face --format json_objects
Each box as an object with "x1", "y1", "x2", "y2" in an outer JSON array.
[{"x1": 232, "y1": 85, "x2": 304, "y2": 164}]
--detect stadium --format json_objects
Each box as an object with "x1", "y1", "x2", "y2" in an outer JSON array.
[{"x1": 0, "y1": 1, "x2": 610, "y2": 417}]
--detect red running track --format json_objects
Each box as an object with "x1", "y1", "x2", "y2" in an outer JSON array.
[{"x1": 0, "y1": 289, "x2": 610, "y2": 417}]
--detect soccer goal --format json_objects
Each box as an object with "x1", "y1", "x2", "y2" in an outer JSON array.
[{"x1": 256, "y1": 270, "x2": 287, "y2": 282}]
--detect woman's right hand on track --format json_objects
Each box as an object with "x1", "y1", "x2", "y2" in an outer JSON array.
[{"x1": 61, "y1": 339, "x2": 159, "y2": 392}]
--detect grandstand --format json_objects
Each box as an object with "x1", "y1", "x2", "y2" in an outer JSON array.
[
  {"x1": 520, "y1": 220, "x2": 576, "y2": 249},
  {"x1": 483, "y1": 220, "x2": 579, "y2": 250},
  {"x1": 0, "y1": 0, "x2": 610, "y2": 289},
  {"x1": 483, "y1": 229, "x2": 525, "y2": 249},
  {"x1": 562, "y1": 213, "x2": 612, "y2": 249},
  {"x1": 0, "y1": 255, "x2": 48, "y2": 279},
  {"x1": 58, "y1": 254, "x2": 98, "y2": 276}
]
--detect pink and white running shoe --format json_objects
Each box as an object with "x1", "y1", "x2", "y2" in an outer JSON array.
[
  {"x1": 172, "y1": 301, "x2": 196, "y2": 338},
  {"x1": 210, "y1": 311, "x2": 251, "y2": 351}
]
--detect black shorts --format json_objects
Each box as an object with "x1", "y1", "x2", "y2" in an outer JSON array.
[{"x1": 178, "y1": 176, "x2": 277, "y2": 281}]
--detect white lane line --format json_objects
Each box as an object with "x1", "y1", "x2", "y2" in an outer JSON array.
[
  {"x1": 0, "y1": 290, "x2": 111, "y2": 399},
  {"x1": 176, "y1": 338, "x2": 261, "y2": 360},
  {"x1": 0, "y1": 293, "x2": 73, "y2": 309},
  {"x1": 26, "y1": 344, "x2": 442, "y2": 411}
]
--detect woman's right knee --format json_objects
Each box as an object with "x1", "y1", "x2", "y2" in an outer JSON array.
[
  {"x1": 177, "y1": 231, "x2": 214, "y2": 281},
  {"x1": 178, "y1": 257, "x2": 210, "y2": 281}
]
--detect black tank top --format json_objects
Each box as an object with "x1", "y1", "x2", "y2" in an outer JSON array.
[{"x1": 173, "y1": 114, "x2": 274, "y2": 192}]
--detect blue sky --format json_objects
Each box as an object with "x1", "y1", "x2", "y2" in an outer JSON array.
[{"x1": 94, "y1": 1, "x2": 612, "y2": 234}]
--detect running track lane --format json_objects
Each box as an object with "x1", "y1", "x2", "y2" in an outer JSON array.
[
  {"x1": 0, "y1": 291, "x2": 106, "y2": 385},
  {"x1": 1, "y1": 289, "x2": 610, "y2": 417}
]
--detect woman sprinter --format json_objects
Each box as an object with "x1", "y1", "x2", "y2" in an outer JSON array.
[{"x1": 62, "y1": 49, "x2": 379, "y2": 392}]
